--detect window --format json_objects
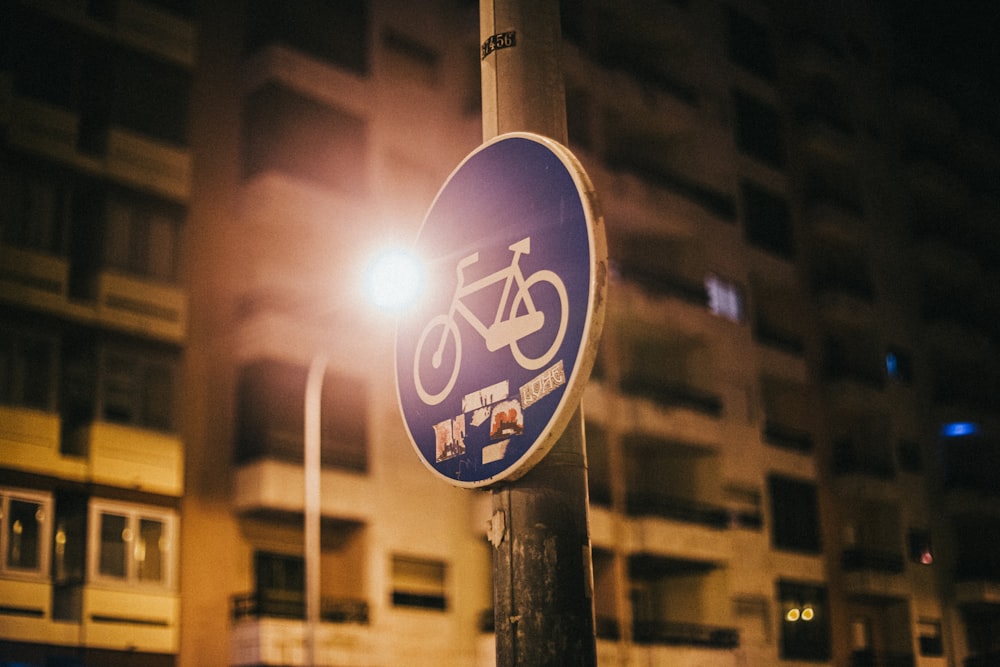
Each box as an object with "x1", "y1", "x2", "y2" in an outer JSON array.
[
  {"x1": 734, "y1": 91, "x2": 784, "y2": 168},
  {"x1": 0, "y1": 165, "x2": 70, "y2": 255},
  {"x1": 705, "y1": 274, "x2": 744, "y2": 322},
  {"x1": 769, "y1": 475, "x2": 821, "y2": 553},
  {"x1": 88, "y1": 501, "x2": 175, "y2": 589},
  {"x1": 245, "y1": 0, "x2": 369, "y2": 74},
  {"x1": 391, "y1": 555, "x2": 447, "y2": 610},
  {"x1": 1, "y1": 488, "x2": 51, "y2": 578},
  {"x1": 778, "y1": 580, "x2": 830, "y2": 661},
  {"x1": 236, "y1": 359, "x2": 368, "y2": 471},
  {"x1": 0, "y1": 327, "x2": 56, "y2": 411},
  {"x1": 101, "y1": 348, "x2": 176, "y2": 431},
  {"x1": 918, "y1": 618, "x2": 943, "y2": 656},
  {"x1": 727, "y1": 9, "x2": 775, "y2": 80},
  {"x1": 254, "y1": 551, "x2": 305, "y2": 617},
  {"x1": 115, "y1": 50, "x2": 190, "y2": 145},
  {"x1": 104, "y1": 195, "x2": 181, "y2": 282},
  {"x1": 908, "y1": 529, "x2": 933, "y2": 565},
  {"x1": 885, "y1": 347, "x2": 912, "y2": 383},
  {"x1": 742, "y1": 181, "x2": 793, "y2": 257}
]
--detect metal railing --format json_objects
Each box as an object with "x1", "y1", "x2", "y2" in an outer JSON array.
[{"x1": 231, "y1": 592, "x2": 369, "y2": 624}]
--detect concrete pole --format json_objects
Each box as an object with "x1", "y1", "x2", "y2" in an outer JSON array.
[{"x1": 480, "y1": 1, "x2": 598, "y2": 664}]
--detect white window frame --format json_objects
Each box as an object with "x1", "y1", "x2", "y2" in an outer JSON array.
[
  {"x1": 87, "y1": 500, "x2": 177, "y2": 591},
  {"x1": 0, "y1": 487, "x2": 52, "y2": 580}
]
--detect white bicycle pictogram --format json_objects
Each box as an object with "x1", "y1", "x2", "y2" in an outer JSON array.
[{"x1": 414, "y1": 236, "x2": 569, "y2": 406}]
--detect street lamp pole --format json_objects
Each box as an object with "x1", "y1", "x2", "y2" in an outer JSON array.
[{"x1": 304, "y1": 353, "x2": 327, "y2": 666}]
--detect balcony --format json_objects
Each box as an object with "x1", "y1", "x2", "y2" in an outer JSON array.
[
  {"x1": 116, "y1": 0, "x2": 198, "y2": 66},
  {"x1": 84, "y1": 421, "x2": 184, "y2": 495},
  {"x1": 106, "y1": 127, "x2": 192, "y2": 201},
  {"x1": 840, "y1": 549, "x2": 909, "y2": 599},
  {"x1": 83, "y1": 586, "x2": 179, "y2": 653},
  {"x1": 0, "y1": 245, "x2": 69, "y2": 309},
  {"x1": 232, "y1": 592, "x2": 368, "y2": 625},
  {"x1": 633, "y1": 620, "x2": 738, "y2": 648},
  {"x1": 0, "y1": 405, "x2": 87, "y2": 481},
  {"x1": 627, "y1": 492, "x2": 729, "y2": 529},
  {"x1": 850, "y1": 650, "x2": 915, "y2": 667},
  {"x1": 619, "y1": 377, "x2": 723, "y2": 417},
  {"x1": 96, "y1": 269, "x2": 188, "y2": 342},
  {"x1": 229, "y1": 603, "x2": 374, "y2": 667},
  {"x1": 953, "y1": 579, "x2": 1000, "y2": 606},
  {"x1": 763, "y1": 421, "x2": 814, "y2": 453}
]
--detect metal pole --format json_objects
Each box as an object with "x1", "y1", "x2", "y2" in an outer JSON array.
[
  {"x1": 480, "y1": 0, "x2": 598, "y2": 664},
  {"x1": 304, "y1": 353, "x2": 327, "y2": 666}
]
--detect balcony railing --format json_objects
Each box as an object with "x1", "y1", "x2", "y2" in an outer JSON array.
[
  {"x1": 626, "y1": 492, "x2": 730, "y2": 529},
  {"x1": 632, "y1": 620, "x2": 738, "y2": 649},
  {"x1": 850, "y1": 650, "x2": 915, "y2": 667},
  {"x1": 619, "y1": 377, "x2": 723, "y2": 416},
  {"x1": 763, "y1": 421, "x2": 814, "y2": 452},
  {"x1": 841, "y1": 548, "x2": 905, "y2": 574},
  {"x1": 231, "y1": 592, "x2": 369, "y2": 624}
]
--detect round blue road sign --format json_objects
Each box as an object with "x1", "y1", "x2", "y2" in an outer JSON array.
[{"x1": 395, "y1": 132, "x2": 606, "y2": 488}]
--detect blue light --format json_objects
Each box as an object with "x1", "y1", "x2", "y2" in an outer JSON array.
[{"x1": 941, "y1": 422, "x2": 978, "y2": 437}]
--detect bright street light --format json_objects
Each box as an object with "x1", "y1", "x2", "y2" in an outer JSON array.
[{"x1": 364, "y1": 247, "x2": 424, "y2": 313}]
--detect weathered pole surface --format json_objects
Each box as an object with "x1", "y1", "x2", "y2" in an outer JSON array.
[{"x1": 480, "y1": 1, "x2": 598, "y2": 665}]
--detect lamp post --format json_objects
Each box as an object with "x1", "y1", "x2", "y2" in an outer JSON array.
[
  {"x1": 303, "y1": 351, "x2": 326, "y2": 667},
  {"x1": 300, "y1": 250, "x2": 423, "y2": 666}
]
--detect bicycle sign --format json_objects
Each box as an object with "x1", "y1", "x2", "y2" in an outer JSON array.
[{"x1": 395, "y1": 133, "x2": 606, "y2": 488}]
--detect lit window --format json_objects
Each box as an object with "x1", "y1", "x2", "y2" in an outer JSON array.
[
  {"x1": 908, "y1": 529, "x2": 933, "y2": 565},
  {"x1": 941, "y1": 422, "x2": 978, "y2": 437},
  {"x1": 391, "y1": 555, "x2": 447, "y2": 611},
  {"x1": 705, "y1": 274, "x2": 744, "y2": 322},
  {"x1": 88, "y1": 501, "x2": 175, "y2": 589},
  {"x1": 0, "y1": 488, "x2": 51, "y2": 578},
  {"x1": 778, "y1": 580, "x2": 830, "y2": 661}
]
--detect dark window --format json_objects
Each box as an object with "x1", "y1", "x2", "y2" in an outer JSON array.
[
  {"x1": 742, "y1": 181, "x2": 793, "y2": 257},
  {"x1": 734, "y1": 91, "x2": 784, "y2": 168},
  {"x1": 254, "y1": 551, "x2": 305, "y2": 616},
  {"x1": 0, "y1": 164, "x2": 71, "y2": 255},
  {"x1": 236, "y1": 359, "x2": 368, "y2": 472},
  {"x1": 101, "y1": 348, "x2": 176, "y2": 431},
  {"x1": 918, "y1": 619, "x2": 943, "y2": 656},
  {"x1": 242, "y1": 83, "x2": 367, "y2": 194},
  {"x1": 10, "y1": 9, "x2": 76, "y2": 108},
  {"x1": 0, "y1": 328, "x2": 56, "y2": 411},
  {"x1": 246, "y1": 0, "x2": 369, "y2": 75},
  {"x1": 885, "y1": 347, "x2": 912, "y2": 383},
  {"x1": 115, "y1": 50, "x2": 190, "y2": 146},
  {"x1": 769, "y1": 476, "x2": 821, "y2": 553},
  {"x1": 777, "y1": 580, "x2": 830, "y2": 661},
  {"x1": 727, "y1": 9, "x2": 775, "y2": 80},
  {"x1": 103, "y1": 193, "x2": 181, "y2": 282}
]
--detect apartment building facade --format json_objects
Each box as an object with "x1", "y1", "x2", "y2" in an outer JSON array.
[{"x1": 2, "y1": 0, "x2": 998, "y2": 666}]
